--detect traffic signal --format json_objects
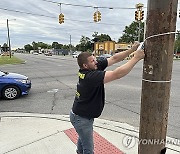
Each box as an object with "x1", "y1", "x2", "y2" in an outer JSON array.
[
  {"x1": 97, "y1": 11, "x2": 101, "y2": 21},
  {"x1": 179, "y1": 10, "x2": 180, "y2": 18},
  {"x1": 93, "y1": 12, "x2": 97, "y2": 22},
  {"x1": 59, "y1": 13, "x2": 64, "y2": 24},
  {"x1": 140, "y1": 10, "x2": 144, "y2": 20},
  {"x1": 135, "y1": 11, "x2": 139, "y2": 21}
]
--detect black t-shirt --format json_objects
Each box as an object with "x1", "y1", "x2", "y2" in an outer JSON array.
[{"x1": 72, "y1": 58, "x2": 108, "y2": 118}]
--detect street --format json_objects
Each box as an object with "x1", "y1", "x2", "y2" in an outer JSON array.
[{"x1": 0, "y1": 53, "x2": 180, "y2": 140}]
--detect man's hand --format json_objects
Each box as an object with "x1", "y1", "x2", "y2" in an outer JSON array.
[
  {"x1": 107, "y1": 41, "x2": 141, "y2": 67},
  {"x1": 131, "y1": 41, "x2": 140, "y2": 52},
  {"x1": 133, "y1": 49, "x2": 145, "y2": 60},
  {"x1": 104, "y1": 48, "x2": 145, "y2": 84}
]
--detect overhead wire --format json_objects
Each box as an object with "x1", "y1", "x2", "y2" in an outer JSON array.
[
  {"x1": 41, "y1": 0, "x2": 137, "y2": 10},
  {"x1": 0, "y1": 7, "x2": 129, "y2": 26},
  {"x1": 0, "y1": 5, "x2": 128, "y2": 43},
  {"x1": 0, "y1": 7, "x2": 56, "y2": 19}
]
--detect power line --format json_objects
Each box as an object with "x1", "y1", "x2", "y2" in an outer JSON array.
[
  {"x1": 0, "y1": 7, "x2": 56, "y2": 19},
  {"x1": 0, "y1": 7, "x2": 126, "y2": 26},
  {"x1": 41, "y1": 0, "x2": 137, "y2": 10}
]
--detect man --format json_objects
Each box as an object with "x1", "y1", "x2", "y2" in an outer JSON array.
[{"x1": 70, "y1": 42, "x2": 145, "y2": 154}]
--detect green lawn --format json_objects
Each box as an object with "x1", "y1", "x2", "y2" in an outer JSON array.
[{"x1": 0, "y1": 55, "x2": 24, "y2": 65}]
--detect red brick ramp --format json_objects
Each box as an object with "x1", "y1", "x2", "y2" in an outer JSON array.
[{"x1": 64, "y1": 128, "x2": 124, "y2": 154}]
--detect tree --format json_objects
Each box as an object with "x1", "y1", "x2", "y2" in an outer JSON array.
[
  {"x1": 92, "y1": 32, "x2": 112, "y2": 43},
  {"x1": 1, "y1": 43, "x2": 9, "y2": 52},
  {"x1": 52, "y1": 42, "x2": 63, "y2": 49},
  {"x1": 118, "y1": 21, "x2": 144, "y2": 43},
  {"x1": 98, "y1": 34, "x2": 112, "y2": 42},
  {"x1": 174, "y1": 31, "x2": 180, "y2": 53},
  {"x1": 37, "y1": 42, "x2": 50, "y2": 49},
  {"x1": 76, "y1": 35, "x2": 92, "y2": 52},
  {"x1": 32, "y1": 41, "x2": 38, "y2": 50},
  {"x1": 24, "y1": 44, "x2": 33, "y2": 53}
]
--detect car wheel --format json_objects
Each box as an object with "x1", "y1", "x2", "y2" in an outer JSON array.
[{"x1": 2, "y1": 85, "x2": 21, "y2": 100}]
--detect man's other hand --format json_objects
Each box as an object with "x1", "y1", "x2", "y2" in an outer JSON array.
[{"x1": 131, "y1": 41, "x2": 140, "y2": 52}]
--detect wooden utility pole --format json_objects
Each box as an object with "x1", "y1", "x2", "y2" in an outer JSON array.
[{"x1": 138, "y1": 0, "x2": 178, "y2": 154}]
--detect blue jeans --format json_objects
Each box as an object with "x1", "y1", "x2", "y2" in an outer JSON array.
[{"x1": 70, "y1": 111, "x2": 94, "y2": 154}]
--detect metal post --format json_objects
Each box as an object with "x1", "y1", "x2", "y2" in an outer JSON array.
[
  {"x1": 138, "y1": 0, "x2": 178, "y2": 154},
  {"x1": 138, "y1": 21, "x2": 141, "y2": 42},
  {"x1": 7, "y1": 19, "x2": 11, "y2": 58},
  {"x1": 135, "y1": 3, "x2": 144, "y2": 42},
  {"x1": 70, "y1": 35, "x2": 72, "y2": 55},
  {"x1": 143, "y1": 20, "x2": 146, "y2": 40}
]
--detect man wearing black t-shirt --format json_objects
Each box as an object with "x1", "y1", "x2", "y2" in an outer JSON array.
[{"x1": 70, "y1": 42, "x2": 145, "y2": 154}]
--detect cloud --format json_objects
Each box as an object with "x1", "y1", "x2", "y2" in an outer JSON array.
[{"x1": 0, "y1": 0, "x2": 179, "y2": 49}]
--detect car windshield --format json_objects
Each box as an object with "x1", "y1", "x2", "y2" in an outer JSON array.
[{"x1": 0, "y1": 71, "x2": 8, "y2": 76}]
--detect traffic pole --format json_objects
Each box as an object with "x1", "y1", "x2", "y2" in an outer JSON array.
[
  {"x1": 138, "y1": 0, "x2": 178, "y2": 154},
  {"x1": 7, "y1": 19, "x2": 11, "y2": 58},
  {"x1": 138, "y1": 21, "x2": 141, "y2": 42}
]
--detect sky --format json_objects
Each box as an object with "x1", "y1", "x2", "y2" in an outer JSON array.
[{"x1": 0, "y1": 0, "x2": 179, "y2": 49}]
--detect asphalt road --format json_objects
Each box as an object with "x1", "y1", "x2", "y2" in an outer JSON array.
[{"x1": 0, "y1": 53, "x2": 180, "y2": 140}]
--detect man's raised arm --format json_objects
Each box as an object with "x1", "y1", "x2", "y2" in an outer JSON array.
[
  {"x1": 107, "y1": 41, "x2": 140, "y2": 67},
  {"x1": 104, "y1": 49, "x2": 145, "y2": 84}
]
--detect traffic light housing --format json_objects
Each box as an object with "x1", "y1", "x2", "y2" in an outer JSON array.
[
  {"x1": 140, "y1": 10, "x2": 144, "y2": 20},
  {"x1": 179, "y1": 10, "x2": 180, "y2": 18},
  {"x1": 93, "y1": 12, "x2": 97, "y2": 22},
  {"x1": 97, "y1": 11, "x2": 101, "y2": 21},
  {"x1": 59, "y1": 13, "x2": 64, "y2": 24},
  {"x1": 93, "y1": 11, "x2": 101, "y2": 22},
  {"x1": 135, "y1": 11, "x2": 139, "y2": 21}
]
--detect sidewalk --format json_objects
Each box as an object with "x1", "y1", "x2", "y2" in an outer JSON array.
[{"x1": 0, "y1": 112, "x2": 180, "y2": 154}]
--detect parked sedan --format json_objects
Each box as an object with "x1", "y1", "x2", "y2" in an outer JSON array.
[
  {"x1": 72, "y1": 51, "x2": 81, "y2": 58},
  {"x1": 0, "y1": 70, "x2": 31, "y2": 100},
  {"x1": 72, "y1": 53, "x2": 79, "y2": 58},
  {"x1": 44, "y1": 52, "x2": 52, "y2": 56}
]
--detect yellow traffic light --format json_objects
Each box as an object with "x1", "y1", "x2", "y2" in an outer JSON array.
[
  {"x1": 59, "y1": 13, "x2": 64, "y2": 24},
  {"x1": 97, "y1": 11, "x2": 101, "y2": 21},
  {"x1": 140, "y1": 10, "x2": 144, "y2": 20},
  {"x1": 59, "y1": 14, "x2": 61, "y2": 23},
  {"x1": 135, "y1": 10, "x2": 139, "y2": 21},
  {"x1": 93, "y1": 12, "x2": 97, "y2": 22}
]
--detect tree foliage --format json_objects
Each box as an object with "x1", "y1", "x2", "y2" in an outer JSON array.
[
  {"x1": 24, "y1": 44, "x2": 33, "y2": 52},
  {"x1": 76, "y1": 35, "x2": 92, "y2": 52},
  {"x1": 31, "y1": 41, "x2": 51, "y2": 50},
  {"x1": 52, "y1": 42, "x2": 63, "y2": 49},
  {"x1": 118, "y1": 21, "x2": 144, "y2": 43},
  {"x1": 92, "y1": 32, "x2": 112, "y2": 43},
  {"x1": 174, "y1": 31, "x2": 180, "y2": 53}
]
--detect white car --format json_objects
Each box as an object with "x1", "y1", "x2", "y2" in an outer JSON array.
[
  {"x1": 72, "y1": 52, "x2": 81, "y2": 58},
  {"x1": 72, "y1": 54, "x2": 79, "y2": 58},
  {"x1": 33, "y1": 52, "x2": 38, "y2": 55}
]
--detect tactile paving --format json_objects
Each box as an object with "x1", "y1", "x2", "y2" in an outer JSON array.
[{"x1": 64, "y1": 128, "x2": 124, "y2": 154}]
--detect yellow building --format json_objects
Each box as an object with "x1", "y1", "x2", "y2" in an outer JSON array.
[
  {"x1": 94, "y1": 41, "x2": 132, "y2": 56},
  {"x1": 94, "y1": 41, "x2": 115, "y2": 56},
  {"x1": 115, "y1": 43, "x2": 132, "y2": 51}
]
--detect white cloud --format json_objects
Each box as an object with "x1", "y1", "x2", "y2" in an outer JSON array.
[{"x1": 0, "y1": 0, "x2": 179, "y2": 49}]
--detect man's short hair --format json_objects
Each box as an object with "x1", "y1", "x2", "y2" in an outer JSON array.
[{"x1": 77, "y1": 52, "x2": 92, "y2": 69}]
